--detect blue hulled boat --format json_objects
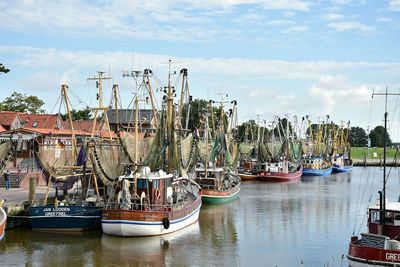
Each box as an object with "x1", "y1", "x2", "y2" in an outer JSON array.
[
  {"x1": 302, "y1": 166, "x2": 333, "y2": 176},
  {"x1": 302, "y1": 156, "x2": 332, "y2": 176},
  {"x1": 332, "y1": 154, "x2": 353, "y2": 173},
  {"x1": 332, "y1": 163, "x2": 353, "y2": 173},
  {"x1": 30, "y1": 204, "x2": 101, "y2": 231}
]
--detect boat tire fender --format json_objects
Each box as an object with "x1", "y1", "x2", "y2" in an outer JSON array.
[
  {"x1": 162, "y1": 217, "x2": 170, "y2": 229},
  {"x1": 155, "y1": 189, "x2": 161, "y2": 200}
]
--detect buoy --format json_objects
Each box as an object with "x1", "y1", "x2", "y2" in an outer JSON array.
[{"x1": 162, "y1": 217, "x2": 170, "y2": 229}]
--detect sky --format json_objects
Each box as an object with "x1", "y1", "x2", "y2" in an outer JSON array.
[{"x1": 0, "y1": 0, "x2": 399, "y2": 140}]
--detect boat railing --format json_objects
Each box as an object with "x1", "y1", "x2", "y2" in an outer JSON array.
[{"x1": 105, "y1": 198, "x2": 197, "y2": 212}]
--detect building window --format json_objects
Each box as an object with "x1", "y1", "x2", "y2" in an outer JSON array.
[{"x1": 32, "y1": 121, "x2": 39, "y2": 127}]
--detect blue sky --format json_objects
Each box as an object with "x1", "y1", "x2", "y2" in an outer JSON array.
[{"x1": 0, "y1": 0, "x2": 399, "y2": 139}]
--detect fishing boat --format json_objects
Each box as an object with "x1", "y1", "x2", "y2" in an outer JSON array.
[
  {"x1": 101, "y1": 167, "x2": 201, "y2": 236},
  {"x1": 258, "y1": 160, "x2": 303, "y2": 182},
  {"x1": 332, "y1": 121, "x2": 353, "y2": 173},
  {"x1": 302, "y1": 156, "x2": 332, "y2": 176},
  {"x1": 237, "y1": 123, "x2": 262, "y2": 180},
  {"x1": 195, "y1": 165, "x2": 240, "y2": 203},
  {"x1": 347, "y1": 90, "x2": 400, "y2": 266},
  {"x1": 0, "y1": 203, "x2": 6, "y2": 241},
  {"x1": 195, "y1": 97, "x2": 241, "y2": 203},
  {"x1": 29, "y1": 84, "x2": 104, "y2": 231},
  {"x1": 258, "y1": 116, "x2": 303, "y2": 182},
  {"x1": 101, "y1": 65, "x2": 202, "y2": 236},
  {"x1": 332, "y1": 155, "x2": 353, "y2": 173},
  {"x1": 302, "y1": 116, "x2": 333, "y2": 176}
]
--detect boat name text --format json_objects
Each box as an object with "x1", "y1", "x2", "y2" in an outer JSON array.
[
  {"x1": 386, "y1": 253, "x2": 400, "y2": 261},
  {"x1": 43, "y1": 207, "x2": 70, "y2": 216}
]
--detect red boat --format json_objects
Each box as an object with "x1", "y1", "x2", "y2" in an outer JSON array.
[
  {"x1": 257, "y1": 159, "x2": 302, "y2": 182},
  {"x1": 0, "y1": 205, "x2": 6, "y2": 241},
  {"x1": 347, "y1": 97, "x2": 400, "y2": 266},
  {"x1": 347, "y1": 201, "x2": 400, "y2": 266}
]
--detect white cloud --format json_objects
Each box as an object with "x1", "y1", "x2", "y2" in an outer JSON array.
[
  {"x1": 283, "y1": 26, "x2": 308, "y2": 34},
  {"x1": 322, "y1": 13, "x2": 344, "y2": 21},
  {"x1": 0, "y1": 0, "x2": 311, "y2": 41},
  {"x1": 328, "y1": 21, "x2": 375, "y2": 34},
  {"x1": 377, "y1": 17, "x2": 394, "y2": 23},
  {"x1": 331, "y1": 0, "x2": 351, "y2": 5},
  {"x1": 267, "y1": 20, "x2": 293, "y2": 26},
  {"x1": 389, "y1": 0, "x2": 400, "y2": 11},
  {"x1": 306, "y1": 75, "x2": 372, "y2": 120}
]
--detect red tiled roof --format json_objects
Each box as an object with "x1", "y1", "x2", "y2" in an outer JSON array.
[
  {"x1": 64, "y1": 119, "x2": 97, "y2": 133},
  {"x1": 0, "y1": 111, "x2": 20, "y2": 126},
  {"x1": 21, "y1": 127, "x2": 94, "y2": 136},
  {"x1": 19, "y1": 113, "x2": 61, "y2": 129},
  {"x1": 0, "y1": 124, "x2": 6, "y2": 132}
]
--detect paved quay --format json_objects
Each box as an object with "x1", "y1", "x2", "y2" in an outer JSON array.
[{"x1": 0, "y1": 186, "x2": 52, "y2": 205}]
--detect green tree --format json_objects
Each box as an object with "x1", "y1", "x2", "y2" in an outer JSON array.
[
  {"x1": 369, "y1": 125, "x2": 391, "y2": 147},
  {"x1": 0, "y1": 92, "x2": 45, "y2": 114},
  {"x1": 0, "y1": 63, "x2": 10, "y2": 74},
  {"x1": 349, "y1": 126, "x2": 367, "y2": 147},
  {"x1": 237, "y1": 120, "x2": 258, "y2": 142},
  {"x1": 60, "y1": 106, "x2": 92, "y2": 120},
  {"x1": 181, "y1": 98, "x2": 224, "y2": 133}
]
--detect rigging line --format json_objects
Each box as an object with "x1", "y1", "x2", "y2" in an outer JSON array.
[
  {"x1": 355, "y1": 165, "x2": 373, "y2": 234},
  {"x1": 68, "y1": 88, "x2": 91, "y2": 108},
  {"x1": 355, "y1": 167, "x2": 376, "y2": 234},
  {"x1": 47, "y1": 93, "x2": 63, "y2": 115}
]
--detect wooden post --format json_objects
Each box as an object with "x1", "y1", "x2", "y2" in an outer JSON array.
[{"x1": 29, "y1": 176, "x2": 36, "y2": 206}]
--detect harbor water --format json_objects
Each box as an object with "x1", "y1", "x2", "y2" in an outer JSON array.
[{"x1": 1, "y1": 167, "x2": 398, "y2": 266}]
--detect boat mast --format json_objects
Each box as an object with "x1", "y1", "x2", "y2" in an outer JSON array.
[
  {"x1": 166, "y1": 60, "x2": 174, "y2": 173},
  {"x1": 61, "y1": 84, "x2": 76, "y2": 158},
  {"x1": 143, "y1": 69, "x2": 158, "y2": 126},
  {"x1": 112, "y1": 84, "x2": 119, "y2": 132},
  {"x1": 87, "y1": 71, "x2": 112, "y2": 140},
  {"x1": 372, "y1": 87, "x2": 399, "y2": 233}
]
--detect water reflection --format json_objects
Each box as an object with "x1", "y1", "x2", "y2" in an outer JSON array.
[
  {"x1": 0, "y1": 227, "x2": 101, "y2": 266},
  {"x1": 100, "y1": 222, "x2": 200, "y2": 266},
  {"x1": 198, "y1": 202, "x2": 239, "y2": 266}
]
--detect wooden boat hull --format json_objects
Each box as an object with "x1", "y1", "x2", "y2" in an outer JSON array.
[
  {"x1": 348, "y1": 236, "x2": 400, "y2": 266},
  {"x1": 202, "y1": 184, "x2": 240, "y2": 204},
  {"x1": 29, "y1": 205, "x2": 102, "y2": 231},
  {"x1": 332, "y1": 164, "x2": 353, "y2": 173},
  {"x1": 302, "y1": 167, "x2": 332, "y2": 176},
  {"x1": 257, "y1": 168, "x2": 303, "y2": 182},
  {"x1": 0, "y1": 206, "x2": 6, "y2": 241},
  {"x1": 237, "y1": 172, "x2": 258, "y2": 180},
  {"x1": 101, "y1": 199, "x2": 202, "y2": 237}
]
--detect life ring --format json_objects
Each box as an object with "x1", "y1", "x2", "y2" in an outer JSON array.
[
  {"x1": 154, "y1": 189, "x2": 161, "y2": 200},
  {"x1": 162, "y1": 217, "x2": 170, "y2": 229}
]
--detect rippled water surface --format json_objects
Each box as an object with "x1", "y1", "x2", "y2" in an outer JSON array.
[{"x1": 1, "y1": 167, "x2": 399, "y2": 266}]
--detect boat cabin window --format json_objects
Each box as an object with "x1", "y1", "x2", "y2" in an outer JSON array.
[
  {"x1": 371, "y1": 210, "x2": 380, "y2": 222},
  {"x1": 370, "y1": 210, "x2": 396, "y2": 223},
  {"x1": 137, "y1": 179, "x2": 148, "y2": 190},
  {"x1": 153, "y1": 179, "x2": 160, "y2": 189},
  {"x1": 385, "y1": 211, "x2": 394, "y2": 223}
]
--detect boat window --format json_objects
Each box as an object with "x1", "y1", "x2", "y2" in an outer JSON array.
[
  {"x1": 137, "y1": 179, "x2": 148, "y2": 190},
  {"x1": 371, "y1": 210, "x2": 380, "y2": 222},
  {"x1": 153, "y1": 179, "x2": 160, "y2": 189},
  {"x1": 386, "y1": 212, "x2": 394, "y2": 223}
]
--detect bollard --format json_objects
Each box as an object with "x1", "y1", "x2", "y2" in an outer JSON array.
[{"x1": 29, "y1": 176, "x2": 36, "y2": 206}]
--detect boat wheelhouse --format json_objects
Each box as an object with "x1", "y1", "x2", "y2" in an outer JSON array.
[{"x1": 195, "y1": 165, "x2": 240, "y2": 204}]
